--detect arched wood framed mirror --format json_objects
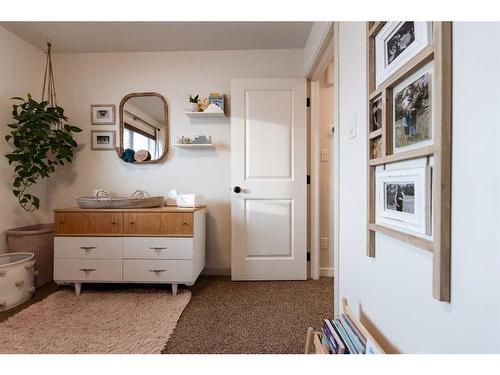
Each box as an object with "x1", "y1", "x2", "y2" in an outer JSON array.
[{"x1": 118, "y1": 92, "x2": 169, "y2": 164}]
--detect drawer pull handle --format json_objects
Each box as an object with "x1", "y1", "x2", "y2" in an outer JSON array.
[
  {"x1": 149, "y1": 269, "x2": 167, "y2": 276},
  {"x1": 149, "y1": 247, "x2": 167, "y2": 251},
  {"x1": 182, "y1": 222, "x2": 188, "y2": 226},
  {"x1": 80, "y1": 246, "x2": 97, "y2": 252},
  {"x1": 79, "y1": 268, "x2": 97, "y2": 275}
]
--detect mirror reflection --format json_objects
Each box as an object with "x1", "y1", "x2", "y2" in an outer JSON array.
[{"x1": 119, "y1": 93, "x2": 168, "y2": 163}]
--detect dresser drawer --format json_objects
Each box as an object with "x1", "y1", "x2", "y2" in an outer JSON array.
[
  {"x1": 54, "y1": 237, "x2": 123, "y2": 259},
  {"x1": 54, "y1": 259, "x2": 122, "y2": 281},
  {"x1": 123, "y1": 260, "x2": 193, "y2": 282},
  {"x1": 123, "y1": 213, "x2": 193, "y2": 236},
  {"x1": 54, "y1": 212, "x2": 123, "y2": 235},
  {"x1": 123, "y1": 237, "x2": 193, "y2": 260}
]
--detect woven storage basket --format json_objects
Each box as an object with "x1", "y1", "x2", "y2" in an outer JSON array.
[
  {"x1": 76, "y1": 190, "x2": 164, "y2": 209},
  {"x1": 6, "y1": 224, "x2": 54, "y2": 288}
]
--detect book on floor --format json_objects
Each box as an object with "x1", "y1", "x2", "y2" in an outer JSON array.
[
  {"x1": 340, "y1": 313, "x2": 367, "y2": 354},
  {"x1": 321, "y1": 319, "x2": 346, "y2": 354},
  {"x1": 332, "y1": 319, "x2": 356, "y2": 354}
]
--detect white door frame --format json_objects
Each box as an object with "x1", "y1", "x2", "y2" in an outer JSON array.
[
  {"x1": 331, "y1": 22, "x2": 341, "y2": 318},
  {"x1": 309, "y1": 80, "x2": 321, "y2": 280},
  {"x1": 306, "y1": 22, "x2": 340, "y2": 317}
]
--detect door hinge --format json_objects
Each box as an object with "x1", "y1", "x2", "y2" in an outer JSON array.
[
  {"x1": 307, "y1": 252, "x2": 311, "y2": 261},
  {"x1": 307, "y1": 175, "x2": 311, "y2": 184},
  {"x1": 306, "y1": 98, "x2": 310, "y2": 107}
]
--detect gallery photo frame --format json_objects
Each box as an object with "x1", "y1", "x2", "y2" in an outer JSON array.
[
  {"x1": 375, "y1": 22, "x2": 432, "y2": 87},
  {"x1": 91, "y1": 130, "x2": 116, "y2": 150},
  {"x1": 91, "y1": 104, "x2": 116, "y2": 125},
  {"x1": 375, "y1": 164, "x2": 432, "y2": 238},
  {"x1": 366, "y1": 22, "x2": 452, "y2": 302}
]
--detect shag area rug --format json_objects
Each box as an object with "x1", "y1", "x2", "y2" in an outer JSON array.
[{"x1": 0, "y1": 288, "x2": 191, "y2": 354}]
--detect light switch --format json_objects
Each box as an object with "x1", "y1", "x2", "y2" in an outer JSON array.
[{"x1": 320, "y1": 149, "x2": 329, "y2": 162}]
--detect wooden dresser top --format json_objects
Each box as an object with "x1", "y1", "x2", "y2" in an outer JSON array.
[{"x1": 53, "y1": 206, "x2": 205, "y2": 213}]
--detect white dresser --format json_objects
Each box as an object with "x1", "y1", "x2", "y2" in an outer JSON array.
[{"x1": 53, "y1": 206, "x2": 206, "y2": 295}]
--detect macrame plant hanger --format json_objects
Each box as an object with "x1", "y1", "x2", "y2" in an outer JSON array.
[{"x1": 41, "y1": 40, "x2": 61, "y2": 130}]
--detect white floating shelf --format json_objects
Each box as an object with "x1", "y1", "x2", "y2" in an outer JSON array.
[
  {"x1": 184, "y1": 111, "x2": 226, "y2": 118},
  {"x1": 173, "y1": 143, "x2": 215, "y2": 149}
]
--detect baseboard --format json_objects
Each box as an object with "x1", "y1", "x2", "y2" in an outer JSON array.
[
  {"x1": 320, "y1": 267, "x2": 334, "y2": 277},
  {"x1": 202, "y1": 267, "x2": 231, "y2": 276}
]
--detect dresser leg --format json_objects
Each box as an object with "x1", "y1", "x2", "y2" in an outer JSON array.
[
  {"x1": 172, "y1": 283, "x2": 178, "y2": 296},
  {"x1": 74, "y1": 283, "x2": 82, "y2": 296}
]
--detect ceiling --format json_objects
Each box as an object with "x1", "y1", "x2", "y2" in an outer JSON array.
[
  {"x1": 125, "y1": 96, "x2": 165, "y2": 125},
  {"x1": 1, "y1": 22, "x2": 313, "y2": 53}
]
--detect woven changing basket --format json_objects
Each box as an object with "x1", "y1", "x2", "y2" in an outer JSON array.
[{"x1": 76, "y1": 190, "x2": 164, "y2": 209}]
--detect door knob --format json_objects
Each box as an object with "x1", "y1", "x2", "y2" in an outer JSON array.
[{"x1": 233, "y1": 186, "x2": 241, "y2": 193}]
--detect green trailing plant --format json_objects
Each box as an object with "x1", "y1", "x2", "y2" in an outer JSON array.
[
  {"x1": 189, "y1": 94, "x2": 199, "y2": 103},
  {"x1": 4, "y1": 94, "x2": 81, "y2": 212}
]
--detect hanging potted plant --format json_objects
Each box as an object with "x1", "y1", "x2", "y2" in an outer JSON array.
[
  {"x1": 4, "y1": 42, "x2": 81, "y2": 288},
  {"x1": 4, "y1": 43, "x2": 81, "y2": 212}
]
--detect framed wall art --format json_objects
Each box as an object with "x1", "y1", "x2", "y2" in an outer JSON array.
[
  {"x1": 375, "y1": 22, "x2": 432, "y2": 87},
  {"x1": 392, "y1": 61, "x2": 434, "y2": 153},
  {"x1": 91, "y1": 104, "x2": 116, "y2": 125},
  {"x1": 376, "y1": 164, "x2": 432, "y2": 238},
  {"x1": 91, "y1": 130, "x2": 116, "y2": 150},
  {"x1": 366, "y1": 22, "x2": 452, "y2": 302}
]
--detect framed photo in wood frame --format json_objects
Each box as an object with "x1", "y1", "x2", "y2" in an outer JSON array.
[
  {"x1": 375, "y1": 22, "x2": 432, "y2": 87},
  {"x1": 91, "y1": 130, "x2": 116, "y2": 150},
  {"x1": 392, "y1": 61, "x2": 434, "y2": 153},
  {"x1": 91, "y1": 104, "x2": 116, "y2": 125},
  {"x1": 376, "y1": 163, "x2": 432, "y2": 238}
]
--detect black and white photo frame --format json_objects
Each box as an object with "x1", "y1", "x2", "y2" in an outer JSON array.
[
  {"x1": 375, "y1": 162, "x2": 432, "y2": 239},
  {"x1": 91, "y1": 104, "x2": 116, "y2": 125},
  {"x1": 91, "y1": 130, "x2": 116, "y2": 150},
  {"x1": 375, "y1": 22, "x2": 432, "y2": 87}
]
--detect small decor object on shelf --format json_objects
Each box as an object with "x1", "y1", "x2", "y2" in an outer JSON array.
[
  {"x1": 197, "y1": 97, "x2": 209, "y2": 112},
  {"x1": 91, "y1": 104, "x2": 116, "y2": 125},
  {"x1": 392, "y1": 61, "x2": 434, "y2": 153},
  {"x1": 375, "y1": 163, "x2": 431, "y2": 238},
  {"x1": 176, "y1": 135, "x2": 212, "y2": 145},
  {"x1": 192, "y1": 135, "x2": 211, "y2": 144},
  {"x1": 203, "y1": 103, "x2": 224, "y2": 114},
  {"x1": 91, "y1": 130, "x2": 116, "y2": 150},
  {"x1": 185, "y1": 94, "x2": 200, "y2": 112},
  {"x1": 375, "y1": 22, "x2": 431, "y2": 86},
  {"x1": 208, "y1": 93, "x2": 225, "y2": 113}
]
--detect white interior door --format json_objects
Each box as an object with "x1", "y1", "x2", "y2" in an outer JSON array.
[{"x1": 231, "y1": 78, "x2": 307, "y2": 280}]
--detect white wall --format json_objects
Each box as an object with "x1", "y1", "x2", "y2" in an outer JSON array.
[
  {"x1": 0, "y1": 26, "x2": 49, "y2": 252},
  {"x1": 47, "y1": 48, "x2": 305, "y2": 272},
  {"x1": 337, "y1": 22, "x2": 500, "y2": 353}
]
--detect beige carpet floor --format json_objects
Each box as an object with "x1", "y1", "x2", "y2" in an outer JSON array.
[
  {"x1": 0, "y1": 288, "x2": 191, "y2": 354},
  {"x1": 0, "y1": 276, "x2": 333, "y2": 354},
  {"x1": 163, "y1": 276, "x2": 333, "y2": 354}
]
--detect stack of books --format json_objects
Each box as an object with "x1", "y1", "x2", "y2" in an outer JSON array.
[{"x1": 320, "y1": 314, "x2": 367, "y2": 354}]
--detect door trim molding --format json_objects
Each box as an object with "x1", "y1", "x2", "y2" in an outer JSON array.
[{"x1": 331, "y1": 22, "x2": 341, "y2": 318}]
